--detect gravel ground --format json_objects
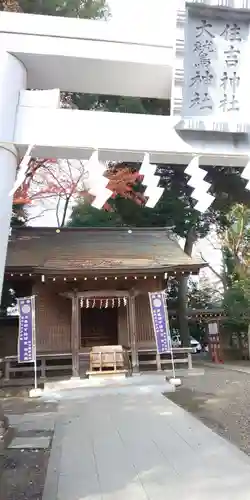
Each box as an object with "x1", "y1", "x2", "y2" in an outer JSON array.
[
  {"x1": 0, "y1": 396, "x2": 57, "y2": 500},
  {"x1": 167, "y1": 366, "x2": 250, "y2": 455},
  {"x1": 0, "y1": 449, "x2": 50, "y2": 500}
]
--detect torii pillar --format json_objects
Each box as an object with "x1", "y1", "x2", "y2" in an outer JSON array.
[{"x1": 0, "y1": 52, "x2": 27, "y2": 301}]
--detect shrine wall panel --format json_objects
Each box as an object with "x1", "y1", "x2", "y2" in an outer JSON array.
[
  {"x1": 118, "y1": 306, "x2": 129, "y2": 347},
  {"x1": 135, "y1": 294, "x2": 155, "y2": 347},
  {"x1": 0, "y1": 319, "x2": 18, "y2": 357},
  {"x1": 33, "y1": 282, "x2": 71, "y2": 352}
]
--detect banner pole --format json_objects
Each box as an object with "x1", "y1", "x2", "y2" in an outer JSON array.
[
  {"x1": 169, "y1": 343, "x2": 176, "y2": 379},
  {"x1": 31, "y1": 295, "x2": 37, "y2": 391},
  {"x1": 34, "y1": 357, "x2": 38, "y2": 390},
  {"x1": 162, "y1": 292, "x2": 176, "y2": 379}
]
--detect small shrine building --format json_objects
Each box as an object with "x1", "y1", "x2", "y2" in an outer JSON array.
[{"x1": 2, "y1": 227, "x2": 204, "y2": 378}]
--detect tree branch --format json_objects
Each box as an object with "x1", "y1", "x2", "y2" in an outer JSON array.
[
  {"x1": 199, "y1": 251, "x2": 226, "y2": 291},
  {"x1": 26, "y1": 208, "x2": 55, "y2": 223}
]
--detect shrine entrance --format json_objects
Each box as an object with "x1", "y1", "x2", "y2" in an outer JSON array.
[
  {"x1": 80, "y1": 308, "x2": 118, "y2": 348},
  {"x1": 80, "y1": 295, "x2": 128, "y2": 349},
  {"x1": 78, "y1": 294, "x2": 130, "y2": 376}
]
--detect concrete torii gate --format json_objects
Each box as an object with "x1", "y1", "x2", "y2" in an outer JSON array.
[{"x1": 0, "y1": 0, "x2": 250, "y2": 298}]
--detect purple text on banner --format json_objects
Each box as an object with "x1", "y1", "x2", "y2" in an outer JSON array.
[
  {"x1": 17, "y1": 296, "x2": 36, "y2": 363},
  {"x1": 148, "y1": 291, "x2": 172, "y2": 354}
]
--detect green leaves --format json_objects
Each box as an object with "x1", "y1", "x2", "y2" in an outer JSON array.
[
  {"x1": 18, "y1": 0, "x2": 110, "y2": 18},
  {"x1": 222, "y1": 204, "x2": 250, "y2": 329},
  {"x1": 68, "y1": 203, "x2": 123, "y2": 227}
]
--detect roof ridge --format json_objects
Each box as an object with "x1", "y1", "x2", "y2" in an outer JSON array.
[
  {"x1": 11, "y1": 226, "x2": 173, "y2": 232},
  {"x1": 6, "y1": 226, "x2": 205, "y2": 272}
]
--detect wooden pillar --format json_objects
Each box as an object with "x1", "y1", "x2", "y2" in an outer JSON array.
[
  {"x1": 71, "y1": 294, "x2": 80, "y2": 378},
  {"x1": 128, "y1": 292, "x2": 139, "y2": 373}
]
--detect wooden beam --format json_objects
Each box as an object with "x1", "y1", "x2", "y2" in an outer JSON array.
[
  {"x1": 61, "y1": 290, "x2": 138, "y2": 299},
  {"x1": 71, "y1": 294, "x2": 80, "y2": 378},
  {"x1": 128, "y1": 291, "x2": 139, "y2": 373},
  {"x1": 77, "y1": 290, "x2": 130, "y2": 298}
]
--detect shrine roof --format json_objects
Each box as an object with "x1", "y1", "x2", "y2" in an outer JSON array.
[{"x1": 6, "y1": 227, "x2": 205, "y2": 274}]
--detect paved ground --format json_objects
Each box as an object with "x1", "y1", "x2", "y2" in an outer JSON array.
[
  {"x1": 41, "y1": 374, "x2": 250, "y2": 500},
  {"x1": 169, "y1": 365, "x2": 250, "y2": 456}
]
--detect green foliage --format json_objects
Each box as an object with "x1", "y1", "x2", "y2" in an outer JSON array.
[
  {"x1": 167, "y1": 278, "x2": 216, "y2": 343},
  {"x1": 18, "y1": 0, "x2": 110, "y2": 18},
  {"x1": 0, "y1": 205, "x2": 27, "y2": 315},
  {"x1": 11, "y1": 203, "x2": 27, "y2": 226},
  {"x1": 223, "y1": 280, "x2": 249, "y2": 330},
  {"x1": 187, "y1": 280, "x2": 217, "y2": 310},
  {"x1": 71, "y1": 94, "x2": 170, "y2": 113},
  {"x1": 68, "y1": 203, "x2": 123, "y2": 227},
  {"x1": 69, "y1": 165, "x2": 249, "y2": 241},
  {"x1": 222, "y1": 204, "x2": 250, "y2": 330},
  {"x1": 166, "y1": 277, "x2": 217, "y2": 310},
  {"x1": 0, "y1": 283, "x2": 15, "y2": 316}
]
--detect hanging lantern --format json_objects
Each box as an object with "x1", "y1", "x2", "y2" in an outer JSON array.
[
  {"x1": 86, "y1": 298, "x2": 89, "y2": 309},
  {"x1": 105, "y1": 299, "x2": 108, "y2": 308},
  {"x1": 118, "y1": 297, "x2": 121, "y2": 308},
  {"x1": 80, "y1": 298, "x2": 83, "y2": 308},
  {"x1": 112, "y1": 298, "x2": 115, "y2": 308}
]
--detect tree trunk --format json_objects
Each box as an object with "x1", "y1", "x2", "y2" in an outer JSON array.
[
  {"x1": 178, "y1": 226, "x2": 197, "y2": 347},
  {"x1": 60, "y1": 196, "x2": 70, "y2": 227},
  {"x1": 247, "y1": 323, "x2": 250, "y2": 361}
]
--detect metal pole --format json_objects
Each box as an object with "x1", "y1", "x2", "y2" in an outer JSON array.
[
  {"x1": 32, "y1": 295, "x2": 37, "y2": 390},
  {"x1": 163, "y1": 290, "x2": 176, "y2": 379},
  {"x1": 170, "y1": 345, "x2": 176, "y2": 379},
  {"x1": 34, "y1": 357, "x2": 37, "y2": 390}
]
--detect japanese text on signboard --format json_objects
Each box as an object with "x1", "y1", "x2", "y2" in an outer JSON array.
[
  {"x1": 184, "y1": 13, "x2": 247, "y2": 117},
  {"x1": 148, "y1": 292, "x2": 172, "y2": 354},
  {"x1": 17, "y1": 296, "x2": 36, "y2": 363}
]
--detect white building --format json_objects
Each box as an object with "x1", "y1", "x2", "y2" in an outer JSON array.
[{"x1": 0, "y1": 0, "x2": 250, "y2": 297}]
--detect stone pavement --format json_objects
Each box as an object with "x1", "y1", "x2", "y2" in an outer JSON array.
[
  {"x1": 7, "y1": 411, "x2": 55, "y2": 450},
  {"x1": 42, "y1": 375, "x2": 250, "y2": 500},
  {"x1": 8, "y1": 412, "x2": 55, "y2": 432},
  {"x1": 198, "y1": 359, "x2": 250, "y2": 375}
]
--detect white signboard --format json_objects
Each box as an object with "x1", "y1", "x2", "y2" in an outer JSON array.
[
  {"x1": 208, "y1": 322, "x2": 218, "y2": 335},
  {"x1": 181, "y1": 9, "x2": 250, "y2": 132}
]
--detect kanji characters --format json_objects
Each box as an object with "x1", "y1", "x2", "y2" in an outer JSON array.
[
  {"x1": 202, "y1": 70, "x2": 214, "y2": 85},
  {"x1": 200, "y1": 92, "x2": 213, "y2": 110},
  {"x1": 219, "y1": 94, "x2": 239, "y2": 112},
  {"x1": 189, "y1": 17, "x2": 242, "y2": 115},
  {"x1": 194, "y1": 56, "x2": 211, "y2": 70},
  {"x1": 229, "y1": 72, "x2": 240, "y2": 94},
  {"x1": 224, "y1": 45, "x2": 240, "y2": 67},
  {"x1": 193, "y1": 39, "x2": 215, "y2": 55},
  {"x1": 189, "y1": 70, "x2": 213, "y2": 88},
  {"x1": 189, "y1": 71, "x2": 202, "y2": 87},
  {"x1": 220, "y1": 23, "x2": 241, "y2": 41},
  {"x1": 190, "y1": 92, "x2": 212, "y2": 110},
  {"x1": 196, "y1": 19, "x2": 215, "y2": 38}
]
